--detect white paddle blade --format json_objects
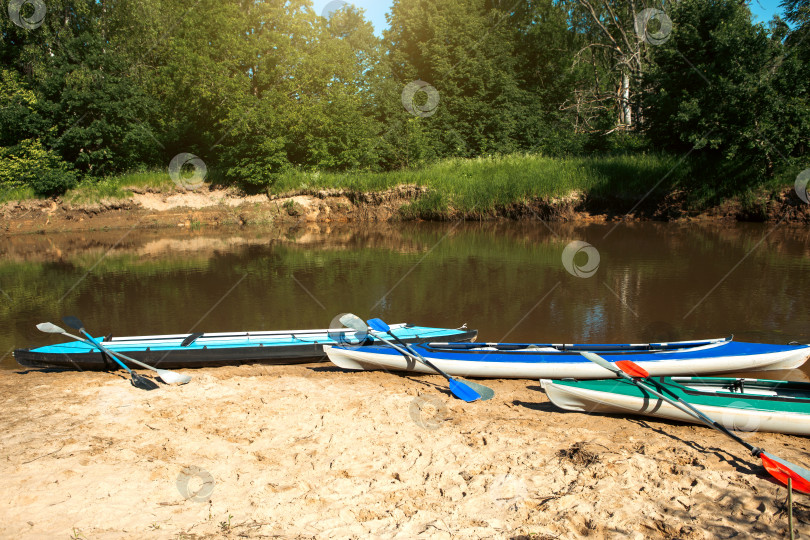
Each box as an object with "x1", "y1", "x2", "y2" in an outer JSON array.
[
  {"x1": 37, "y1": 322, "x2": 66, "y2": 334},
  {"x1": 339, "y1": 313, "x2": 369, "y2": 333},
  {"x1": 580, "y1": 351, "x2": 621, "y2": 374},
  {"x1": 157, "y1": 369, "x2": 191, "y2": 385}
]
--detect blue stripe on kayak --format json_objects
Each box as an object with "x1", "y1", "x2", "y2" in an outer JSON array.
[{"x1": 334, "y1": 341, "x2": 810, "y2": 364}]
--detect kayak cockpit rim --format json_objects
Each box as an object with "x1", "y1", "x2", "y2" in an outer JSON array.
[
  {"x1": 668, "y1": 376, "x2": 810, "y2": 402},
  {"x1": 423, "y1": 337, "x2": 732, "y2": 355}
]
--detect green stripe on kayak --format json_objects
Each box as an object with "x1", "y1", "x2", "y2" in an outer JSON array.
[{"x1": 548, "y1": 377, "x2": 810, "y2": 415}]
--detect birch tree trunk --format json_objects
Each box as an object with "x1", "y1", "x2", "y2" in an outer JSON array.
[
  {"x1": 621, "y1": 71, "x2": 632, "y2": 127},
  {"x1": 567, "y1": 0, "x2": 653, "y2": 132}
]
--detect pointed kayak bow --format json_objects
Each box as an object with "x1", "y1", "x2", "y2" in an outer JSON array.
[
  {"x1": 45, "y1": 317, "x2": 187, "y2": 387},
  {"x1": 367, "y1": 317, "x2": 494, "y2": 401},
  {"x1": 337, "y1": 314, "x2": 489, "y2": 402}
]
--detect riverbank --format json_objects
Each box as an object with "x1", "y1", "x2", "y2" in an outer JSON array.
[
  {"x1": 2, "y1": 153, "x2": 808, "y2": 236},
  {"x1": 2, "y1": 183, "x2": 809, "y2": 237},
  {"x1": 1, "y1": 364, "x2": 805, "y2": 539}
]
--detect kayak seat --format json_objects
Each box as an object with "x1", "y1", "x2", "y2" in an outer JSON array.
[
  {"x1": 181, "y1": 332, "x2": 204, "y2": 347},
  {"x1": 523, "y1": 345, "x2": 560, "y2": 352}
]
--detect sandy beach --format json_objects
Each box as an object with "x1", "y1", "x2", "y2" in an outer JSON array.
[{"x1": 1, "y1": 363, "x2": 807, "y2": 539}]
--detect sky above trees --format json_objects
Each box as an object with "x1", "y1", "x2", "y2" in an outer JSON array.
[{"x1": 312, "y1": 0, "x2": 788, "y2": 36}]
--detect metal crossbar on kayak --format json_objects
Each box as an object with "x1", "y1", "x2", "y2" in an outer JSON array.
[
  {"x1": 88, "y1": 323, "x2": 472, "y2": 348},
  {"x1": 425, "y1": 337, "x2": 731, "y2": 353},
  {"x1": 97, "y1": 323, "x2": 413, "y2": 345}
]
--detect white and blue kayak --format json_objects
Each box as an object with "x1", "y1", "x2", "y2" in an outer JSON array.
[
  {"x1": 325, "y1": 337, "x2": 810, "y2": 379},
  {"x1": 14, "y1": 324, "x2": 477, "y2": 370}
]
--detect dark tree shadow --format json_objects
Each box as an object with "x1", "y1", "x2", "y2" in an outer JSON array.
[
  {"x1": 17, "y1": 366, "x2": 160, "y2": 389},
  {"x1": 626, "y1": 418, "x2": 759, "y2": 476}
]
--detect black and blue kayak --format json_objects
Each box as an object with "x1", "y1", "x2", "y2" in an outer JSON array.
[
  {"x1": 14, "y1": 323, "x2": 477, "y2": 370},
  {"x1": 325, "y1": 337, "x2": 810, "y2": 379}
]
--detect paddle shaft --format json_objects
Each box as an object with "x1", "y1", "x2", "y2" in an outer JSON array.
[
  {"x1": 356, "y1": 315, "x2": 489, "y2": 401},
  {"x1": 581, "y1": 353, "x2": 810, "y2": 494},
  {"x1": 616, "y1": 371, "x2": 760, "y2": 455},
  {"x1": 60, "y1": 330, "x2": 169, "y2": 375},
  {"x1": 72, "y1": 328, "x2": 138, "y2": 374},
  {"x1": 337, "y1": 314, "x2": 449, "y2": 378},
  {"x1": 379, "y1": 330, "x2": 457, "y2": 382},
  {"x1": 367, "y1": 331, "x2": 451, "y2": 380}
]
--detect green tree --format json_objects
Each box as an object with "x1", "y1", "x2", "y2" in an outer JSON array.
[
  {"x1": 782, "y1": 0, "x2": 810, "y2": 34},
  {"x1": 44, "y1": 28, "x2": 162, "y2": 175},
  {"x1": 0, "y1": 71, "x2": 76, "y2": 195},
  {"x1": 1, "y1": 0, "x2": 162, "y2": 182},
  {"x1": 384, "y1": 0, "x2": 529, "y2": 159},
  {"x1": 215, "y1": 2, "x2": 385, "y2": 185},
  {"x1": 642, "y1": 0, "x2": 801, "y2": 184},
  {"x1": 512, "y1": 0, "x2": 584, "y2": 152},
  {"x1": 0, "y1": 69, "x2": 45, "y2": 146}
]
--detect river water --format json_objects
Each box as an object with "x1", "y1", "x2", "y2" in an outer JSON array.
[{"x1": 2, "y1": 222, "x2": 810, "y2": 377}]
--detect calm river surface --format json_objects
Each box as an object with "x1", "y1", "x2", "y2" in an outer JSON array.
[{"x1": 2, "y1": 222, "x2": 810, "y2": 377}]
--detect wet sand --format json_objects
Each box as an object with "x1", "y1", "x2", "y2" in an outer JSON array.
[{"x1": 1, "y1": 364, "x2": 807, "y2": 539}]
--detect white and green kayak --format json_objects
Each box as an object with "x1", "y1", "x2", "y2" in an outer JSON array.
[{"x1": 541, "y1": 377, "x2": 810, "y2": 436}]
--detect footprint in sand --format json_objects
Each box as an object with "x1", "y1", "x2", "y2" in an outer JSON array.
[
  {"x1": 487, "y1": 473, "x2": 528, "y2": 511},
  {"x1": 93, "y1": 384, "x2": 138, "y2": 424}
]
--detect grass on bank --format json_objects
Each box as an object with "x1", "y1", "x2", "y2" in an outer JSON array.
[
  {"x1": 0, "y1": 184, "x2": 36, "y2": 203},
  {"x1": 0, "y1": 170, "x2": 174, "y2": 204},
  {"x1": 273, "y1": 154, "x2": 799, "y2": 216},
  {"x1": 272, "y1": 152, "x2": 694, "y2": 216},
  {"x1": 61, "y1": 170, "x2": 176, "y2": 204},
  {"x1": 0, "y1": 152, "x2": 798, "y2": 215}
]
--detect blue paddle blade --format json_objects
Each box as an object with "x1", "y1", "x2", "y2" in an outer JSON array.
[
  {"x1": 367, "y1": 318, "x2": 391, "y2": 333},
  {"x1": 448, "y1": 379, "x2": 481, "y2": 402},
  {"x1": 62, "y1": 315, "x2": 85, "y2": 331}
]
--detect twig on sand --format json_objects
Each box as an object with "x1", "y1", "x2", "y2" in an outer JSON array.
[{"x1": 22, "y1": 445, "x2": 64, "y2": 464}]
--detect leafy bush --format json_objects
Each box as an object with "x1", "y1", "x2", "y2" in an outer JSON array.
[
  {"x1": 0, "y1": 139, "x2": 77, "y2": 196},
  {"x1": 29, "y1": 168, "x2": 78, "y2": 196},
  {"x1": 222, "y1": 136, "x2": 292, "y2": 189}
]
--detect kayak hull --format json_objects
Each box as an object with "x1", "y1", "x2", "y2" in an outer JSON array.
[
  {"x1": 324, "y1": 339, "x2": 810, "y2": 379},
  {"x1": 541, "y1": 377, "x2": 810, "y2": 436},
  {"x1": 14, "y1": 325, "x2": 477, "y2": 370}
]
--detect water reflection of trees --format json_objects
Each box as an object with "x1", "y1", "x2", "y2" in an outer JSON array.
[{"x1": 3, "y1": 223, "x2": 809, "y2": 371}]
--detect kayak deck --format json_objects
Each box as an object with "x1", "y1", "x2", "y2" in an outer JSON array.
[{"x1": 675, "y1": 377, "x2": 810, "y2": 399}]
